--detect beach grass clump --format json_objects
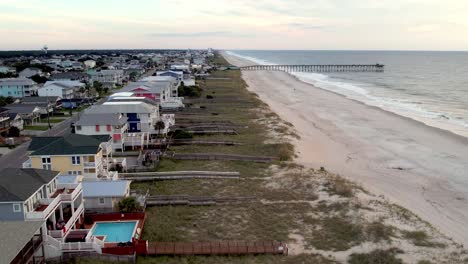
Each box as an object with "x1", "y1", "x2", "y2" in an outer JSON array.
[
  {"x1": 307, "y1": 216, "x2": 364, "y2": 251},
  {"x1": 365, "y1": 221, "x2": 394, "y2": 242},
  {"x1": 277, "y1": 142, "x2": 295, "y2": 161},
  {"x1": 323, "y1": 175, "x2": 355, "y2": 198},
  {"x1": 402, "y1": 230, "x2": 445, "y2": 248},
  {"x1": 348, "y1": 248, "x2": 404, "y2": 264}
]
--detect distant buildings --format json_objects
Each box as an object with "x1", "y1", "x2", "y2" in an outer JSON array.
[
  {"x1": 88, "y1": 69, "x2": 124, "y2": 88},
  {"x1": 0, "y1": 78, "x2": 38, "y2": 98},
  {"x1": 18, "y1": 67, "x2": 43, "y2": 78}
]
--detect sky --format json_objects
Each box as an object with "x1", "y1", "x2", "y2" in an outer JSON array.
[{"x1": 1, "y1": 0, "x2": 468, "y2": 51}]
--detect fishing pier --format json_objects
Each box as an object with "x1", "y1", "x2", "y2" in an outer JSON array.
[{"x1": 240, "y1": 64, "x2": 384, "y2": 72}]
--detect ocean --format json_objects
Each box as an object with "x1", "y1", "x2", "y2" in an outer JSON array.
[{"x1": 226, "y1": 50, "x2": 468, "y2": 137}]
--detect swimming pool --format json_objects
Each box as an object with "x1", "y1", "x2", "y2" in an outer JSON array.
[{"x1": 91, "y1": 221, "x2": 138, "y2": 243}]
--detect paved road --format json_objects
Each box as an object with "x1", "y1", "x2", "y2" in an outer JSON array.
[{"x1": 0, "y1": 114, "x2": 78, "y2": 170}]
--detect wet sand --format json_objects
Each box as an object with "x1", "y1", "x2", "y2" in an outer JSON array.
[{"x1": 222, "y1": 51, "x2": 468, "y2": 246}]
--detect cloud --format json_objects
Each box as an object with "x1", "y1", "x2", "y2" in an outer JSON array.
[
  {"x1": 148, "y1": 31, "x2": 253, "y2": 38},
  {"x1": 287, "y1": 23, "x2": 326, "y2": 30}
]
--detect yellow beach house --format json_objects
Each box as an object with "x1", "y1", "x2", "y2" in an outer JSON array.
[{"x1": 23, "y1": 134, "x2": 116, "y2": 180}]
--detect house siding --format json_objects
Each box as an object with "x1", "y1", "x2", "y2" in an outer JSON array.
[
  {"x1": 0, "y1": 203, "x2": 25, "y2": 221},
  {"x1": 84, "y1": 197, "x2": 119, "y2": 211}
]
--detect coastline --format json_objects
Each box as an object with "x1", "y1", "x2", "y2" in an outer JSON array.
[{"x1": 221, "y1": 51, "x2": 468, "y2": 246}]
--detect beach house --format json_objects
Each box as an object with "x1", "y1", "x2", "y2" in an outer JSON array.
[
  {"x1": 85, "y1": 100, "x2": 160, "y2": 134},
  {"x1": 4, "y1": 104, "x2": 42, "y2": 125},
  {"x1": 120, "y1": 81, "x2": 172, "y2": 102},
  {"x1": 140, "y1": 75, "x2": 180, "y2": 97},
  {"x1": 0, "y1": 78, "x2": 38, "y2": 98},
  {"x1": 23, "y1": 134, "x2": 116, "y2": 180},
  {"x1": 75, "y1": 113, "x2": 128, "y2": 151},
  {"x1": 38, "y1": 80, "x2": 85, "y2": 99},
  {"x1": 0, "y1": 168, "x2": 85, "y2": 260}
]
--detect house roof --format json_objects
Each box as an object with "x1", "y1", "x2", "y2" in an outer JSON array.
[
  {"x1": 75, "y1": 113, "x2": 127, "y2": 126},
  {"x1": 4, "y1": 104, "x2": 40, "y2": 114},
  {"x1": 21, "y1": 96, "x2": 60, "y2": 104},
  {"x1": 44, "y1": 80, "x2": 85, "y2": 88},
  {"x1": 120, "y1": 82, "x2": 170, "y2": 94},
  {"x1": 82, "y1": 180, "x2": 130, "y2": 197},
  {"x1": 29, "y1": 134, "x2": 111, "y2": 156},
  {"x1": 0, "y1": 168, "x2": 59, "y2": 202},
  {"x1": 0, "y1": 77, "x2": 36, "y2": 86},
  {"x1": 0, "y1": 220, "x2": 44, "y2": 264},
  {"x1": 57, "y1": 175, "x2": 80, "y2": 184},
  {"x1": 86, "y1": 101, "x2": 156, "y2": 114},
  {"x1": 50, "y1": 71, "x2": 88, "y2": 80},
  {"x1": 108, "y1": 97, "x2": 159, "y2": 106}
]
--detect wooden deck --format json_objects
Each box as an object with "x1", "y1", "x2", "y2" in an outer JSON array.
[
  {"x1": 167, "y1": 153, "x2": 278, "y2": 163},
  {"x1": 147, "y1": 241, "x2": 288, "y2": 255},
  {"x1": 146, "y1": 195, "x2": 255, "y2": 206}
]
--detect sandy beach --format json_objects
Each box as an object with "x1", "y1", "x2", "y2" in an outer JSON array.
[{"x1": 222, "y1": 52, "x2": 468, "y2": 246}]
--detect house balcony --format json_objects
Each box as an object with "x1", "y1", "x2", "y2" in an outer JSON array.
[
  {"x1": 49, "y1": 203, "x2": 84, "y2": 239},
  {"x1": 26, "y1": 196, "x2": 61, "y2": 220},
  {"x1": 54, "y1": 182, "x2": 82, "y2": 202},
  {"x1": 26, "y1": 183, "x2": 82, "y2": 220}
]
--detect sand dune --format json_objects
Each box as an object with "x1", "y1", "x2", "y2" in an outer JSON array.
[{"x1": 222, "y1": 52, "x2": 468, "y2": 246}]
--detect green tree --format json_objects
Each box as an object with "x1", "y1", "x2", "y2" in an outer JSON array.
[
  {"x1": 154, "y1": 120, "x2": 165, "y2": 136},
  {"x1": 118, "y1": 197, "x2": 140, "y2": 213},
  {"x1": 129, "y1": 71, "x2": 138, "y2": 81},
  {"x1": 93, "y1": 81, "x2": 103, "y2": 96}
]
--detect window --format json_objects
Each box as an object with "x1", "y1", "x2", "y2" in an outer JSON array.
[
  {"x1": 67, "y1": 170, "x2": 82, "y2": 175},
  {"x1": 41, "y1": 156, "x2": 51, "y2": 170},
  {"x1": 106, "y1": 125, "x2": 111, "y2": 132},
  {"x1": 71, "y1": 156, "x2": 81, "y2": 165},
  {"x1": 13, "y1": 204, "x2": 21, "y2": 212},
  {"x1": 95, "y1": 125, "x2": 100, "y2": 132},
  {"x1": 76, "y1": 125, "x2": 82, "y2": 131},
  {"x1": 99, "y1": 198, "x2": 105, "y2": 204}
]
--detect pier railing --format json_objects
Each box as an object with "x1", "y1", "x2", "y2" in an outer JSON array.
[{"x1": 240, "y1": 64, "x2": 384, "y2": 72}]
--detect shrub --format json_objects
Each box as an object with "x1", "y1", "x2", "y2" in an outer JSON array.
[
  {"x1": 324, "y1": 175, "x2": 354, "y2": 197},
  {"x1": 118, "y1": 197, "x2": 140, "y2": 213},
  {"x1": 172, "y1": 129, "x2": 193, "y2": 139}
]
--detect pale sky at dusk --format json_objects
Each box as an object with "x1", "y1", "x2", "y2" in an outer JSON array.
[{"x1": 1, "y1": 0, "x2": 467, "y2": 50}]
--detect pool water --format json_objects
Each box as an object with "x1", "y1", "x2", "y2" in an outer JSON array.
[{"x1": 91, "y1": 221, "x2": 137, "y2": 242}]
